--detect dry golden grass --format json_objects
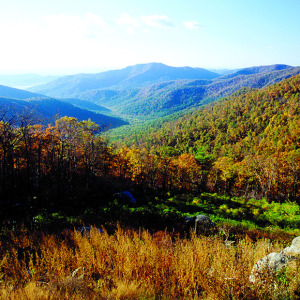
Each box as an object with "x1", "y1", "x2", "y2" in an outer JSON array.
[{"x1": 0, "y1": 226, "x2": 299, "y2": 299}]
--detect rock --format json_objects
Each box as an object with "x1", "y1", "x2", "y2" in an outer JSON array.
[
  {"x1": 184, "y1": 214, "x2": 216, "y2": 230},
  {"x1": 250, "y1": 236, "x2": 300, "y2": 284},
  {"x1": 184, "y1": 216, "x2": 195, "y2": 224},
  {"x1": 195, "y1": 215, "x2": 216, "y2": 228},
  {"x1": 282, "y1": 236, "x2": 300, "y2": 258},
  {"x1": 249, "y1": 252, "x2": 288, "y2": 283},
  {"x1": 114, "y1": 191, "x2": 137, "y2": 205}
]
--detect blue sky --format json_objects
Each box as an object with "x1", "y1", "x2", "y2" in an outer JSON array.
[{"x1": 0, "y1": 0, "x2": 299, "y2": 74}]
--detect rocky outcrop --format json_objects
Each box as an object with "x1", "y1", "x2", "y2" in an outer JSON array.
[
  {"x1": 250, "y1": 236, "x2": 300, "y2": 284},
  {"x1": 185, "y1": 214, "x2": 216, "y2": 230}
]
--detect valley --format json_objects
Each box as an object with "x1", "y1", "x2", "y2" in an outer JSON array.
[{"x1": 1, "y1": 62, "x2": 300, "y2": 299}]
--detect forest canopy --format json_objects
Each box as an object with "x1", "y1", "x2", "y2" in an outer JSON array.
[{"x1": 1, "y1": 74, "x2": 300, "y2": 211}]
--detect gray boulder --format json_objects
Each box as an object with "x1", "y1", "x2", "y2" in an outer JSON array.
[
  {"x1": 185, "y1": 214, "x2": 216, "y2": 229},
  {"x1": 282, "y1": 236, "x2": 300, "y2": 257},
  {"x1": 184, "y1": 216, "x2": 195, "y2": 224},
  {"x1": 250, "y1": 236, "x2": 300, "y2": 284},
  {"x1": 249, "y1": 252, "x2": 288, "y2": 283},
  {"x1": 195, "y1": 215, "x2": 216, "y2": 228}
]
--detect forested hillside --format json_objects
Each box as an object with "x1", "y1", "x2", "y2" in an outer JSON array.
[
  {"x1": 0, "y1": 97, "x2": 127, "y2": 127},
  {"x1": 28, "y1": 63, "x2": 300, "y2": 121},
  {"x1": 0, "y1": 84, "x2": 44, "y2": 99},
  {"x1": 220, "y1": 64, "x2": 292, "y2": 79},
  {"x1": 73, "y1": 65, "x2": 300, "y2": 119},
  {"x1": 3, "y1": 74, "x2": 300, "y2": 210},
  {"x1": 110, "y1": 74, "x2": 300, "y2": 201}
]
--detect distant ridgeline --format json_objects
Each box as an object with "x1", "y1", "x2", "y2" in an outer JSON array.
[
  {"x1": 0, "y1": 83, "x2": 128, "y2": 128},
  {"x1": 28, "y1": 63, "x2": 300, "y2": 120}
]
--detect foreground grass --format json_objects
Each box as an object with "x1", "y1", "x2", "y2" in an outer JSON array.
[{"x1": 0, "y1": 226, "x2": 299, "y2": 299}]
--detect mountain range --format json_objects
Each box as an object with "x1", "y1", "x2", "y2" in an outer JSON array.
[
  {"x1": 29, "y1": 63, "x2": 220, "y2": 98},
  {"x1": 1, "y1": 62, "x2": 300, "y2": 126},
  {"x1": 30, "y1": 63, "x2": 299, "y2": 119},
  {"x1": 0, "y1": 84, "x2": 128, "y2": 128}
]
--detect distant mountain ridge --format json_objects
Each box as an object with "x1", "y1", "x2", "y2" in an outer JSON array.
[
  {"x1": 29, "y1": 63, "x2": 220, "y2": 98},
  {"x1": 27, "y1": 63, "x2": 300, "y2": 121},
  {"x1": 0, "y1": 84, "x2": 127, "y2": 128},
  {"x1": 0, "y1": 97, "x2": 128, "y2": 128},
  {"x1": 220, "y1": 64, "x2": 292, "y2": 79},
  {"x1": 74, "y1": 65, "x2": 300, "y2": 119},
  {"x1": 0, "y1": 84, "x2": 44, "y2": 99},
  {"x1": 0, "y1": 62, "x2": 295, "y2": 125}
]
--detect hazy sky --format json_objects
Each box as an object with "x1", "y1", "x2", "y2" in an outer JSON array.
[{"x1": 1, "y1": 0, "x2": 300, "y2": 74}]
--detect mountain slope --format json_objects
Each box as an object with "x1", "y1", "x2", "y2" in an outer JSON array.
[
  {"x1": 28, "y1": 63, "x2": 220, "y2": 98},
  {"x1": 60, "y1": 98, "x2": 112, "y2": 113},
  {"x1": 0, "y1": 83, "x2": 119, "y2": 124},
  {"x1": 110, "y1": 73, "x2": 300, "y2": 201},
  {"x1": 28, "y1": 63, "x2": 300, "y2": 121},
  {"x1": 83, "y1": 66, "x2": 300, "y2": 119},
  {"x1": 0, "y1": 97, "x2": 128, "y2": 128},
  {"x1": 0, "y1": 84, "x2": 44, "y2": 99},
  {"x1": 110, "y1": 72, "x2": 300, "y2": 156},
  {"x1": 220, "y1": 64, "x2": 292, "y2": 79}
]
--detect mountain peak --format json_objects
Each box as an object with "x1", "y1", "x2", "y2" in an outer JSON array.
[{"x1": 29, "y1": 63, "x2": 220, "y2": 98}]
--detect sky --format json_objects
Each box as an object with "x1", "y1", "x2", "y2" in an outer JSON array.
[{"x1": 0, "y1": 0, "x2": 300, "y2": 75}]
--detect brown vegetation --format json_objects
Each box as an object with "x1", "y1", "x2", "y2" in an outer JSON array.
[{"x1": 0, "y1": 227, "x2": 299, "y2": 299}]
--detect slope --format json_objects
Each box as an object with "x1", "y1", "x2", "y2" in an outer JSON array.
[
  {"x1": 108, "y1": 73, "x2": 300, "y2": 201},
  {"x1": 0, "y1": 84, "x2": 44, "y2": 99},
  {"x1": 0, "y1": 97, "x2": 128, "y2": 128},
  {"x1": 111, "y1": 73, "x2": 300, "y2": 156},
  {"x1": 219, "y1": 64, "x2": 292, "y2": 79},
  {"x1": 89, "y1": 65, "x2": 300, "y2": 119}
]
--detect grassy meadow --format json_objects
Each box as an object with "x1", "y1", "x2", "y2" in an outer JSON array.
[
  {"x1": 0, "y1": 191, "x2": 300, "y2": 299},
  {"x1": 0, "y1": 224, "x2": 299, "y2": 299}
]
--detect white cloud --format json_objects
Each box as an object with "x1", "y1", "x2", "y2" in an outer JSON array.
[
  {"x1": 116, "y1": 13, "x2": 174, "y2": 34},
  {"x1": 183, "y1": 21, "x2": 202, "y2": 30},
  {"x1": 141, "y1": 15, "x2": 174, "y2": 28},
  {"x1": 117, "y1": 12, "x2": 140, "y2": 34},
  {"x1": 85, "y1": 13, "x2": 107, "y2": 28},
  {"x1": 44, "y1": 13, "x2": 108, "y2": 39},
  {"x1": 117, "y1": 12, "x2": 140, "y2": 27}
]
